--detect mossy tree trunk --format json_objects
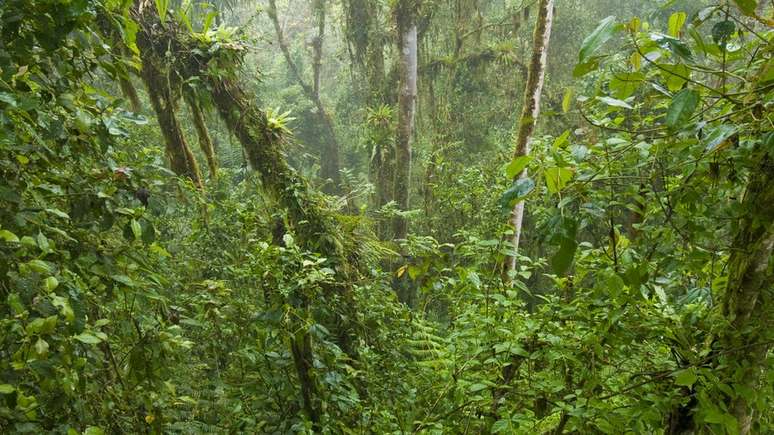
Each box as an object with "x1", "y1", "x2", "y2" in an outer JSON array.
[
  {"x1": 134, "y1": 2, "x2": 202, "y2": 188},
  {"x1": 208, "y1": 75, "x2": 358, "y2": 427},
  {"x1": 185, "y1": 90, "x2": 218, "y2": 180},
  {"x1": 140, "y1": 61, "x2": 203, "y2": 188},
  {"x1": 716, "y1": 154, "x2": 774, "y2": 434}
]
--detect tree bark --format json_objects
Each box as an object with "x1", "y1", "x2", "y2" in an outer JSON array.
[
  {"x1": 506, "y1": 0, "x2": 554, "y2": 273},
  {"x1": 185, "y1": 91, "x2": 218, "y2": 180},
  {"x1": 119, "y1": 76, "x2": 142, "y2": 114},
  {"x1": 392, "y1": 0, "x2": 419, "y2": 241},
  {"x1": 133, "y1": 2, "x2": 203, "y2": 188},
  {"x1": 139, "y1": 62, "x2": 203, "y2": 188},
  {"x1": 267, "y1": 0, "x2": 342, "y2": 194},
  {"x1": 718, "y1": 154, "x2": 774, "y2": 434}
]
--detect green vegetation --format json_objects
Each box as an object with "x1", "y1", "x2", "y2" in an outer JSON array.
[{"x1": 0, "y1": 0, "x2": 772, "y2": 433}]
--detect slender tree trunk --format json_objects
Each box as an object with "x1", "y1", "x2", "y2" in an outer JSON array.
[
  {"x1": 119, "y1": 76, "x2": 142, "y2": 113},
  {"x1": 267, "y1": 0, "x2": 342, "y2": 194},
  {"x1": 185, "y1": 91, "x2": 218, "y2": 180},
  {"x1": 506, "y1": 0, "x2": 554, "y2": 273},
  {"x1": 393, "y1": 0, "x2": 418, "y2": 240}
]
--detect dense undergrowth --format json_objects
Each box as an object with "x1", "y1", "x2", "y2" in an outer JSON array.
[{"x1": 1, "y1": 0, "x2": 772, "y2": 434}]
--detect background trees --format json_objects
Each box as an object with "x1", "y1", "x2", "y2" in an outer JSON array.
[{"x1": 0, "y1": 0, "x2": 772, "y2": 433}]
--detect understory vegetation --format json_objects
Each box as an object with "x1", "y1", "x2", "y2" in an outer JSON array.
[{"x1": 0, "y1": 0, "x2": 772, "y2": 433}]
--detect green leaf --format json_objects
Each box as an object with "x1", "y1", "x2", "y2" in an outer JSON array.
[
  {"x1": 609, "y1": 72, "x2": 644, "y2": 99},
  {"x1": 704, "y1": 125, "x2": 737, "y2": 152},
  {"x1": 36, "y1": 232, "x2": 50, "y2": 252},
  {"x1": 111, "y1": 274, "x2": 135, "y2": 287},
  {"x1": 0, "y1": 229, "x2": 19, "y2": 243},
  {"x1": 652, "y1": 33, "x2": 693, "y2": 61},
  {"x1": 573, "y1": 59, "x2": 601, "y2": 78},
  {"x1": 552, "y1": 130, "x2": 571, "y2": 149},
  {"x1": 74, "y1": 332, "x2": 103, "y2": 345},
  {"x1": 26, "y1": 315, "x2": 57, "y2": 335},
  {"x1": 660, "y1": 64, "x2": 690, "y2": 92},
  {"x1": 665, "y1": 89, "x2": 699, "y2": 128},
  {"x1": 0, "y1": 384, "x2": 14, "y2": 394},
  {"x1": 545, "y1": 167, "x2": 574, "y2": 194},
  {"x1": 505, "y1": 156, "x2": 533, "y2": 179},
  {"x1": 668, "y1": 12, "x2": 687, "y2": 37},
  {"x1": 43, "y1": 276, "x2": 59, "y2": 292},
  {"x1": 45, "y1": 208, "x2": 70, "y2": 219},
  {"x1": 154, "y1": 0, "x2": 169, "y2": 23},
  {"x1": 579, "y1": 16, "x2": 617, "y2": 64},
  {"x1": 468, "y1": 383, "x2": 488, "y2": 393},
  {"x1": 130, "y1": 219, "x2": 142, "y2": 239},
  {"x1": 703, "y1": 407, "x2": 725, "y2": 424},
  {"x1": 84, "y1": 427, "x2": 106, "y2": 435},
  {"x1": 26, "y1": 259, "x2": 53, "y2": 274},
  {"x1": 562, "y1": 87, "x2": 574, "y2": 113},
  {"x1": 597, "y1": 96, "x2": 633, "y2": 110},
  {"x1": 674, "y1": 368, "x2": 697, "y2": 386},
  {"x1": 551, "y1": 238, "x2": 578, "y2": 275},
  {"x1": 732, "y1": 0, "x2": 757, "y2": 16},
  {"x1": 499, "y1": 178, "x2": 535, "y2": 212},
  {"x1": 51, "y1": 295, "x2": 75, "y2": 322},
  {"x1": 492, "y1": 419, "x2": 513, "y2": 433},
  {"x1": 34, "y1": 337, "x2": 49, "y2": 356}
]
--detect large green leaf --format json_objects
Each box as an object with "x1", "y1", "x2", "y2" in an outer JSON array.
[
  {"x1": 545, "y1": 167, "x2": 574, "y2": 194},
  {"x1": 499, "y1": 178, "x2": 535, "y2": 212},
  {"x1": 597, "y1": 96, "x2": 633, "y2": 110},
  {"x1": 505, "y1": 156, "x2": 532, "y2": 179},
  {"x1": 660, "y1": 63, "x2": 690, "y2": 92},
  {"x1": 547, "y1": 217, "x2": 578, "y2": 275},
  {"x1": 609, "y1": 72, "x2": 645, "y2": 99},
  {"x1": 578, "y1": 16, "x2": 617, "y2": 64},
  {"x1": 674, "y1": 368, "x2": 697, "y2": 386},
  {"x1": 733, "y1": 0, "x2": 758, "y2": 16},
  {"x1": 668, "y1": 12, "x2": 687, "y2": 37},
  {"x1": 665, "y1": 89, "x2": 699, "y2": 128}
]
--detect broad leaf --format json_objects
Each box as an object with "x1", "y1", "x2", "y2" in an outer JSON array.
[
  {"x1": 74, "y1": 332, "x2": 103, "y2": 345},
  {"x1": 674, "y1": 368, "x2": 697, "y2": 386},
  {"x1": 665, "y1": 89, "x2": 699, "y2": 128},
  {"x1": 505, "y1": 156, "x2": 533, "y2": 179},
  {"x1": 579, "y1": 16, "x2": 617, "y2": 64},
  {"x1": 597, "y1": 96, "x2": 633, "y2": 110},
  {"x1": 733, "y1": 0, "x2": 758, "y2": 16},
  {"x1": 545, "y1": 167, "x2": 574, "y2": 194},
  {"x1": 499, "y1": 178, "x2": 535, "y2": 212},
  {"x1": 609, "y1": 72, "x2": 644, "y2": 99},
  {"x1": 668, "y1": 12, "x2": 687, "y2": 37},
  {"x1": 660, "y1": 64, "x2": 690, "y2": 92}
]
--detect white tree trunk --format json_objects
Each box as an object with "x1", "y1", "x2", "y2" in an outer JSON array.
[
  {"x1": 507, "y1": 0, "x2": 554, "y2": 273},
  {"x1": 393, "y1": 5, "x2": 418, "y2": 240}
]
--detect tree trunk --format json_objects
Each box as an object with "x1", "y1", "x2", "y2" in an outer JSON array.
[
  {"x1": 119, "y1": 76, "x2": 142, "y2": 114},
  {"x1": 392, "y1": 0, "x2": 418, "y2": 241},
  {"x1": 718, "y1": 154, "x2": 774, "y2": 434},
  {"x1": 267, "y1": 0, "x2": 342, "y2": 194},
  {"x1": 185, "y1": 91, "x2": 218, "y2": 180},
  {"x1": 140, "y1": 62, "x2": 203, "y2": 188},
  {"x1": 506, "y1": 0, "x2": 554, "y2": 273}
]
